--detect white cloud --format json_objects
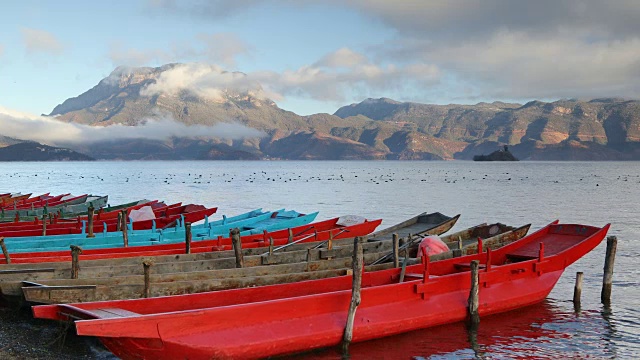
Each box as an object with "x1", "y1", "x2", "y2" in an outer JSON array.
[
  {"x1": 136, "y1": 52, "x2": 439, "y2": 104},
  {"x1": 0, "y1": 106, "x2": 264, "y2": 145},
  {"x1": 108, "y1": 33, "x2": 250, "y2": 67},
  {"x1": 314, "y1": 47, "x2": 368, "y2": 68},
  {"x1": 140, "y1": 63, "x2": 271, "y2": 101},
  {"x1": 21, "y1": 28, "x2": 65, "y2": 56},
  {"x1": 197, "y1": 33, "x2": 250, "y2": 66}
]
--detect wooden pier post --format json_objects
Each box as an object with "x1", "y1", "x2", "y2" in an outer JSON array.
[
  {"x1": 121, "y1": 210, "x2": 129, "y2": 247},
  {"x1": 328, "y1": 230, "x2": 334, "y2": 251},
  {"x1": 0, "y1": 237, "x2": 10, "y2": 264},
  {"x1": 143, "y1": 260, "x2": 153, "y2": 298},
  {"x1": 41, "y1": 214, "x2": 47, "y2": 236},
  {"x1": 86, "y1": 204, "x2": 95, "y2": 238},
  {"x1": 116, "y1": 211, "x2": 122, "y2": 231},
  {"x1": 268, "y1": 236, "x2": 274, "y2": 256},
  {"x1": 288, "y1": 228, "x2": 293, "y2": 244},
  {"x1": 342, "y1": 236, "x2": 364, "y2": 355},
  {"x1": 230, "y1": 228, "x2": 243, "y2": 268},
  {"x1": 392, "y1": 233, "x2": 400, "y2": 268},
  {"x1": 601, "y1": 236, "x2": 617, "y2": 304},
  {"x1": 573, "y1": 272, "x2": 583, "y2": 310},
  {"x1": 70, "y1": 245, "x2": 82, "y2": 279},
  {"x1": 458, "y1": 236, "x2": 463, "y2": 250},
  {"x1": 185, "y1": 222, "x2": 192, "y2": 254},
  {"x1": 467, "y1": 260, "x2": 480, "y2": 327}
]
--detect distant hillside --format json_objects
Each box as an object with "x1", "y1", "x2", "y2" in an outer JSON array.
[
  {"x1": 0, "y1": 142, "x2": 94, "y2": 161},
  {"x1": 9, "y1": 63, "x2": 637, "y2": 160}
]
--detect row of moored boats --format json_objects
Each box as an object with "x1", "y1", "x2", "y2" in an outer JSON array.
[{"x1": 0, "y1": 191, "x2": 610, "y2": 359}]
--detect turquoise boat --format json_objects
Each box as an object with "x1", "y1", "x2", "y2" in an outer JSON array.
[
  {"x1": 2, "y1": 209, "x2": 272, "y2": 250},
  {"x1": 3, "y1": 210, "x2": 317, "y2": 253}
]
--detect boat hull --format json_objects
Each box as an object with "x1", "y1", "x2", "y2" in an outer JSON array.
[{"x1": 95, "y1": 269, "x2": 564, "y2": 360}]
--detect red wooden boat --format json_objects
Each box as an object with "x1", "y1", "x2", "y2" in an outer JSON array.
[
  {"x1": 0, "y1": 202, "x2": 191, "y2": 231},
  {"x1": 33, "y1": 221, "x2": 609, "y2": 359},
  {"x1": 0, "y1": 206, "x2": 216, "y2": 237},
  {"x1": 0, "y1": 192, "x2": 56, "y2": 209},
  {"x1": 1, "y1": 217, "x2": 384, "y2": 264}
]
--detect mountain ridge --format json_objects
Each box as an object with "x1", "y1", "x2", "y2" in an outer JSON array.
[{"x1": 5, "y1": 63, "x2": 640, "y2": 160}]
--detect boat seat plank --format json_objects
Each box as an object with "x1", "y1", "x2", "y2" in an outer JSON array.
[
  {"x1": 506, "y1": 234, "x2": 585, "y2": 260},
  {"x1": 453, "y1": 263, "x2": 486, "y2": 270},
  {"x1": 91, "y1": 308, "x2": 141, "y2": 319},
  {"x1": 403, "y1": 273, "x2": 440, "y2": 279}
]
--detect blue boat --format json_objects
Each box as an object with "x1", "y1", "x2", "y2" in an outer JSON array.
[{"x1": 4, "y1": 210, "x2": 317, "y2": 253}]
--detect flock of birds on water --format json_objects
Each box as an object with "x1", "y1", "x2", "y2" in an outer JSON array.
[{"x1": 4, "y1": 168, "x2": 640, "y2": 188}]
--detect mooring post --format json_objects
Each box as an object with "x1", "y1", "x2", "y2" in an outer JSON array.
[
  {"x1": 288, "y1": 228, "x2": 293, "y2": 244},
  {"x1": 41, "y1": 214, "x2": 47, "y2": 236},
  {"x1": 573, "y1": 271, "x2": 583, "y2": 310},
  {"x1": 467, "y1": 260, "x2": 480, "y2": 327},
  {"x1": 458, "y1": 235, "x2": 463, "y2": 250},
  {"x1": 231, "y1": 228, "x2": 243, "y2": 268},
  {"x1": 116, "y1": 211, "x2": 122, "y2": 231},
  {"x1": 601, "y1": 236, "x2": 617, "y2": 304},
  {"x1": 268, "y1": 236, "x2": 274, "y2": 256},
  {"x1": 143, "y1": 260, "x2": 153, "y2": 298},
  {"x1": 86, "y1": 204, "x2": 95, "y2": 238},
  {"x1": 121, "y1": 210, "x2": 129, "y2": 247},
  {"x1": 185, "y1": 222, "x2": 192, "y2": 254},
  {"x1": 392, "y1": 233, "x2": 400, "y2": 268},
  {"x1": 0, "y1": 237, "x2": 10, "y2": 264},
  {"x1": 342, "y1": 236, "x2": 364, "y2": 355},
  {"x1": 70, "y1": 245, "x2": 82, "y2": 279}
]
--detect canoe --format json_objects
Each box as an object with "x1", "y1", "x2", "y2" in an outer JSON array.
[
  {"x1": 0, "y1": 208, "x2": 272, "y2": 255},
  {"x1": 0, "y1": 215, "x2": 383, "y2": 264},
  {"x1": 0, "y1": 211, "x2": 457, "y2": 264},
  {"x1": 1, "y1": 209, "x2": 315, "y2": 254},
  {"x1": 0, "y1": 206, "x2": 218, "y2": 239},
  {"x1": 0, "y1": 204, "x2": 211, "y2": 234},
  {"x1": 0, "y1": 194, "x2": 96, "y2": 220},
  {"x1": 32, "y1": 221, "x2": 609, "y2": 359},
  {"x1": 10, "y1": 222, "x2": 528, "y2": 303},
  {"x1": 0, "y1": 195, "x2": 110, "y2": 221},
  {"x1": 3, "y1": 200, "x2": 165, "y2": 227}
]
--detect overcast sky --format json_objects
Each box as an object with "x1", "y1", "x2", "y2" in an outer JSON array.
[{"x1": 2, "y1": 0, "x2": 640, "y2": 117}]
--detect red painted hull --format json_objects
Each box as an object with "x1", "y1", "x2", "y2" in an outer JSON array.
[
  {"x1": 0, "y1": 206, "x2": 216, "y2": 237},
  {"x1": 1, "y1": 218, "x2": 382, "y2": 263},
  {"x1": 33, "y1": 222, "x2": 609, "y2": 359}
]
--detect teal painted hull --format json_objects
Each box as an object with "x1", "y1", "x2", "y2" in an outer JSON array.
[{"x1": 4, "y1": 210, "x2": 317, "y2": 253}]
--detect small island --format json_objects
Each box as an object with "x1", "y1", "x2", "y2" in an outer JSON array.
[{"x1": 473, "y1": 145, "x2": 519, "y2": 161}]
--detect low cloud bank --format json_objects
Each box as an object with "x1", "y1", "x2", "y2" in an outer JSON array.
[{"x1": 0, "y1": 106, "x2": 264, "y2": 146}]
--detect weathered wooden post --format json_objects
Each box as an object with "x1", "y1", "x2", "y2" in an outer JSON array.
[
  {"x1": 41, "y1": 214, "x2": 47, "y2": 236},
  {"x1": 392, "y1": 233, "x2": 400, "y2": 268},
  {"x1": 601, "y1": 236, "x2": 617, "y2": 304},
  {"x1": 573, "y1": 272, "x2": 583, "y2": 310},
  {"x1": 121, "y1": 210, "x2": 129, "y2": 247},
  {"x1": 86, "y1": 204, "x2": 95, "y2": 238},
  {"x1": 70, "y1": 245, "x2": 82, "y2": 279},
  {"x1": 467, "y1": 260, "x2": 480, "y2": 327},
  {"x1": 328, "y1": 230, "x2": 334, "y2": 251},
  {"x1": 230, "y1": 228, "x2": 243, "y2": 268},
  {"x1": 342, "y1": 236, "x2": 364, "y2": 355},
  {"x1": 268, "y1": 236, "x2": 274, "y2": 256},
  {"x1": 185, "y1": 222, "x2": 192, "y2": 254},
  {"x1": 458, "y1": 236, "x2": 463, "y2": 250},
  {"x1": 288, "y1": 228, "x2": 293, "y2": 244},
  {"x1": 116, "y1": 211, "x2": 122, "y2": 231},
  {"x1": 0, "y1": 237, "x2": 10, "y2": 264},
  {"x1": 143, "y1": 260, "x2": 153, "y2": 298}
]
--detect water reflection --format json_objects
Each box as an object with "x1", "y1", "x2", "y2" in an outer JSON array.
[{"x1": 284, "y1": 299, "x2": 624, "y2": 359}]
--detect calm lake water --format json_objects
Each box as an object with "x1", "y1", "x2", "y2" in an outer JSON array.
[{"x1": 1, "y1": 160, "x2": 638, "y2": 359}]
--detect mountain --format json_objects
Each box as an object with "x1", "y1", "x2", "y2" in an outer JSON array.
[
  {"x1": 0, "y1": 142, "x2": 94, "y2": 161},
  {"x1": 11, "y1": 64, "x2": 640, "y2": 160}
]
